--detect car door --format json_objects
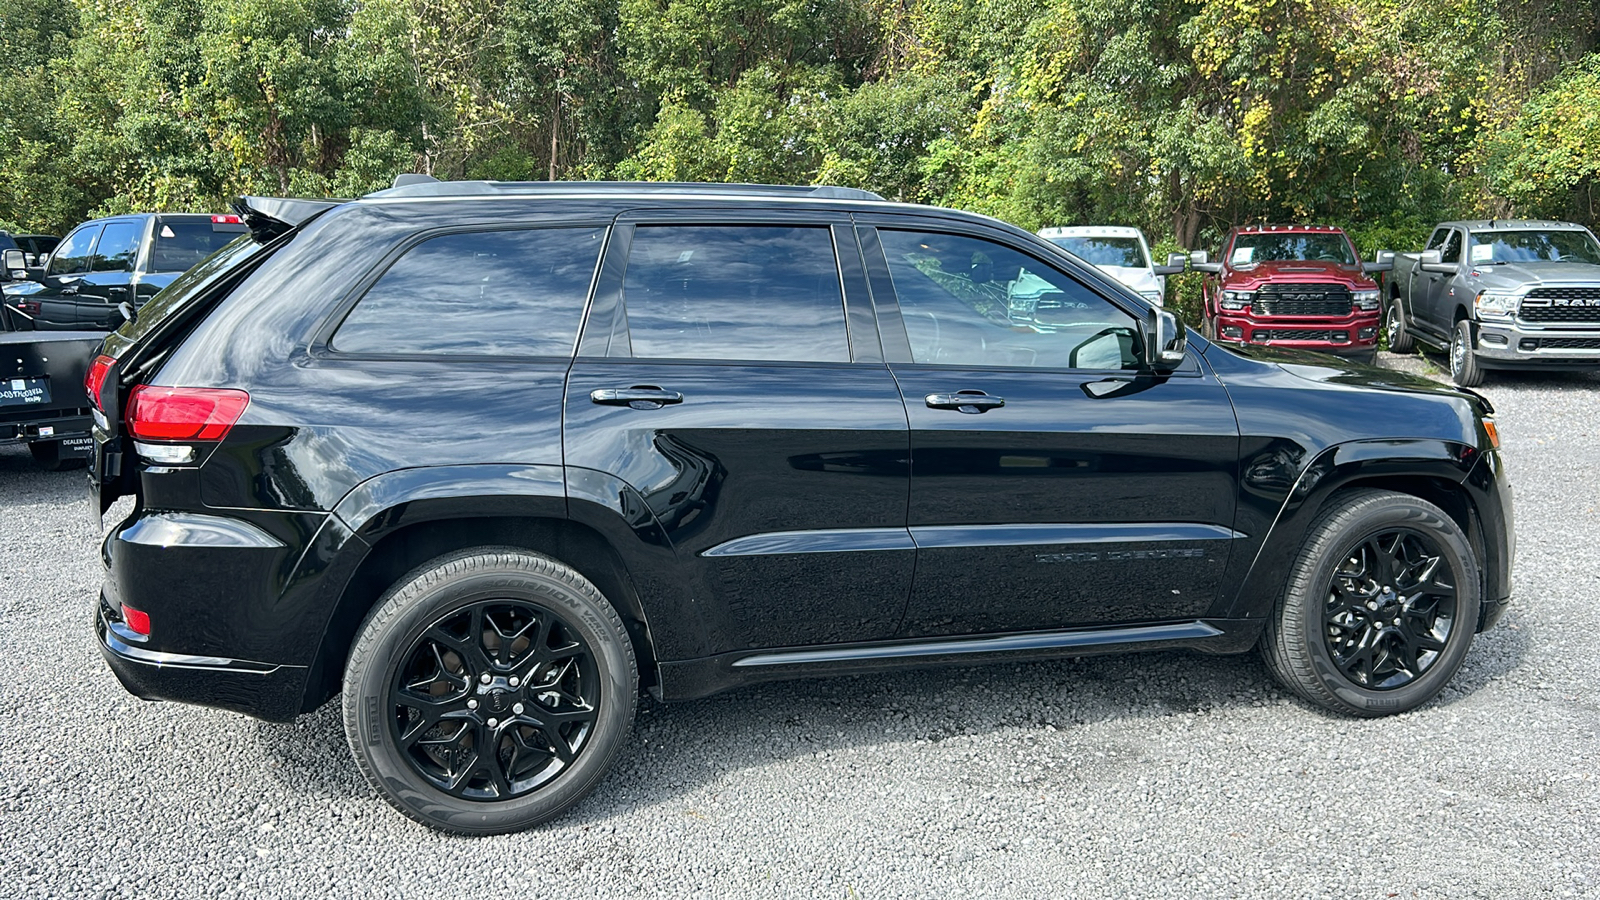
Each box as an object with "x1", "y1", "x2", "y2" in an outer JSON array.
[
  {"x1": 858, "y1": 220, "x2": 1242, "y2": 637},
  {"x1": 1420, "y1": 228, "x2": 1464, "y2": 337},
  {"x1": 69, "y1": 219, "x2": 143, "y2": 327},
  {"x1": 563, "y1": 213, "x2": 913, "y2": 654},
  {"x1": 32, "y1": 224, "x2": 103, "y2": 330}
]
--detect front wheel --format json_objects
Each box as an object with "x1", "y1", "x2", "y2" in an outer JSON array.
[
  {"x1": 1261, "y1": 490, "x2": 1480, "y2": 717},
  {"x1": 342, "y1": 548, "x2": 638, "y2": 834},
  {"x1": 1384, "y1": 298, "x2": 1413, "y2": 353},
  {"x1": 1449, "y1": 320, "x2": 1485, "y2": 387}
]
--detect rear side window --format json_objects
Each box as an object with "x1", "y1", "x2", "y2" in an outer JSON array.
[
  {"x1": 91, "y1": 222, "x2": 143, "y2": 273},
  {"x1": 149, "y1": 220, "x2": 249, "y2": 272},
  {"x1": 333, "y1": 227, "x2": 605, "y2": 357},
  {"x1": 622, "y1": 225, "x2": 849, "y2": 362}
]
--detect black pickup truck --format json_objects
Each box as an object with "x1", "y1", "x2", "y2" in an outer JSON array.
[{"x1": 1, "y1": 213, "x2": 245, "y2": 469}]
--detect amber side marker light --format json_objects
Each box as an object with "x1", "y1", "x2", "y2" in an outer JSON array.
[{"x1": 1483, "y1": 418, "x2": 1501, "y2": 449}]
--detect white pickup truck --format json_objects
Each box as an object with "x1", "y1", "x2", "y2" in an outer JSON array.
[{"x1": 1037, "y1": 225, "x2": 1185, "y2": 306}]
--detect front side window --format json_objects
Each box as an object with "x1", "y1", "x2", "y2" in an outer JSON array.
[
  {"x1": 91, "y1": 222, "x2": 143, "y2": 273},
  {"x1": 1228, "y1": 233, "x2": 1356, "y2": 265},
  {"x1": 879, "y1": 229, "x2": 1143, "y2": 370},
  {"x1": 47, "y1": 225, "x2": 101, "y2": 277},
  {"x1": 622, "y1": 225, "x2": 850, "y2": 362},
  {"x1": 333, "y1": 227, "x2": 605, "y2": 356},
  {"x1": 1440, "y1": 229, "x2": 1464, "y2": 264}
]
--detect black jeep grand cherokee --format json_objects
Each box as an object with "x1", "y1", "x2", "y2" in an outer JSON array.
[{"x1": 89, "y1": 181, "x2": 1513, "y2": 835}]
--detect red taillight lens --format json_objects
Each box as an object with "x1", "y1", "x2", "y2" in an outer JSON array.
[
  {"x1": 122, "y1": 604, "x2": 151, "y2": 635},
  {"x1": 85, "y1": 354, "x2": 115, "y2": 410},
  {"x1": 127, "y1": 386, "x2": 250, "y2": 442},
  {"x1": 211, "y1": 214, "x2": 242, "y2": 224}
]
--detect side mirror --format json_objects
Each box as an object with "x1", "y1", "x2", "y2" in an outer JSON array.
[
  {"x1": 1188, "y1": 250, "x2": 1222, "y2": 274},
  {"x1": 1363, "y1": 250, "x2": 1394, "y2": 274},
  {"x1": 2, "y1": 249, "x2": 25, "y2": 280},
  {"x1": 1153, "y1": 252, "x2": 1188, "y2": 276},
  {"x1": 1418, "y1": 249, "x2": 1455, "y2": 274},
  {"x1": 1147, "y1": 306, "x2": 1187, "y2": 371}
]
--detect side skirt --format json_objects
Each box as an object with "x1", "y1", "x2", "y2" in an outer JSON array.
[{"x1": 654, "y1": 618, "x2": 1264, "y2": 702}]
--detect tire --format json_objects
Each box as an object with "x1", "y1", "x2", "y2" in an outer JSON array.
[
  {"x1": 1449, "y1": 319, "x2": 1485, "y2": 387},
  {"x1": 342, "y1": 547, "x2": 638, "y2": 835},
  {"x1": 1261, "y1": 489, "x2": 1480, "y2": 717},
  {"x1": 28, "y1": 440, "x2": 86, "y2": 471},
  {"x1": 1384, "y1": 297, "x2": 1413, "y2": 353}
]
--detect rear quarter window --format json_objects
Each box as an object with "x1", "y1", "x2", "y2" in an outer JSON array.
[
  {"x1": 331, "y1": 227, "x2": 606, "y2": 357},
  {"x1": 150, "y1": 220, "x2": 250, "y2": 272}
]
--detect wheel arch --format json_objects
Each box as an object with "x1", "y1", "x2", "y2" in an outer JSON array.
[{"x1": 1224, "y1": 440, "x2": 1486, "y2": 623}]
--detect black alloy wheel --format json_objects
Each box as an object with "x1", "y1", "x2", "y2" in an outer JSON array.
[
  {"x1": 1262, "y1": 489, "x2": 1480, "y2": 716},
  {"x1": 343, "y1": 548, "x2": 637, "y2": 834},
  {"x1": 391, "y1": 599, "x2": 600, "y2": 800}
]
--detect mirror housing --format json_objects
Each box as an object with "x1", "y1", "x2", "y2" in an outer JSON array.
[
  {"x1": 1153, "y1": 252, "x2": 1187, "y2": 276},
  {"x1": 1188, "y1": 250, "x2": 1222, "y2": 274},
  {"x1": 1363, "y1": 250, "x2": 1394, "y2": 274},
  {"x1": 1146, "y1": 306, "x2": 1187, "y2": 372},
  {"x1": 1418, "y1": 248, "x2": 1455, "y2": 274},
  {"x1": 2, "y1": 249, "x2": 25, "y2": 281}
]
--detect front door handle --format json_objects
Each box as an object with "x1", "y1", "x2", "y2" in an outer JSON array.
[
  {"x1": 590, "y1": 386, "x2": 684, "y2": 409},
  {"x1": 925, "y1": 390, "x2": 1005, "y2": 413}
]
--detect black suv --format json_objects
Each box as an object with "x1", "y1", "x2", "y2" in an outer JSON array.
[{"x1": 89, "y1": 181, "x2": 1514, "y2": 835}]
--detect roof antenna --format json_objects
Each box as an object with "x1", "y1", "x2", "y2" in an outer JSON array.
[{"x1": 393, "y1": 173, "x2": 440, "y2": 189}]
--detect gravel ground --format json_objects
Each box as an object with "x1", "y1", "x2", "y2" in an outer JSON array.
[{"x1": 2, "y1": 352, "x2": 1597, "y2": 899}]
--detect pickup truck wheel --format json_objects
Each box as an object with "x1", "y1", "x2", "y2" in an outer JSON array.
[
  {"x1": 1261, "y1": 490, "x2": 1479, "y2": 717},
  {"x1": 342, "y1": 547, "x2": 638, "y2": 835},
  {"x1": 1449, "y1": 320, "x2": 1485, "y2": 387},
  {"x1": 1384, "y1": 298, "x2": 1413, "y2": 353},
  {"x1": 28, "y1": 440, "x2": 86, "y2": 472}
]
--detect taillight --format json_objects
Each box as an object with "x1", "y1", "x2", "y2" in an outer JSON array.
[
  {"x1": 121, "y1": 604, "x2": 151, "y2": 636},
  {"x1": 127, "y1": 386, "x2": 250, "y2": 442},
  {"x1": 85, "y1": 354, "x2": 115, "y2": 410},
  {"x1": 211, "y1": 214, "x2": 242, "y2": 224}
]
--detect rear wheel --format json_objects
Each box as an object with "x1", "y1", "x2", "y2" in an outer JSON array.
[
  {"x1": 1449, "y1": 319, "x2": 1485, "y2": 387},
  {"x1": 1384, "y1": 297, "x2": 1413, "y2": 353},
  {"x1": 342, "y1": 547, "x2": 638, "y2": 834},
  {"x1": 1261, "y1": 490, "x2": 1480, "y2": 717}
]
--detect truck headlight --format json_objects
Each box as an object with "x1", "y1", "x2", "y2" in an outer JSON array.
[
  {"x1": 1476, "y1": 291, "x2": 1517, "y2": 320},
  {"x1": 1220, "y1": 291, "x2": 1252, "y2": 311},
  {"x1": 1352, "y1": 290, "x2": 1380, "y2": 311}
]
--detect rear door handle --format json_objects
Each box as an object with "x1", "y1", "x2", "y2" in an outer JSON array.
[
  {"x1": 590, "y1": 386, "x2": 684, "y2": 409},
  {"x1": 925, "y1": 391, "x2": 1005, "y2": 413}
]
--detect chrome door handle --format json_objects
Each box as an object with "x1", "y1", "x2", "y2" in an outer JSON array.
[
  {"x1": 925, "y1": 391, "x2": 1005, "y2": 413},
  {"x1": 590, "y1": 387, "x2": 684, "y2": 409}
]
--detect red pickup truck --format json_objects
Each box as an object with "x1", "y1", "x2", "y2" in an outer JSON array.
[{"x1": 1191, "y1": 225, "x2": 1393, "y2": 362}]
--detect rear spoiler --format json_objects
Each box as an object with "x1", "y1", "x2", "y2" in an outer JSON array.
[{"x1": 230, "y1": 196, "x2": 344, "y2": 243}]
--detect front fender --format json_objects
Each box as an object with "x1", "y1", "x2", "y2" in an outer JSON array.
[{"x1": 1221, "y1": 438, "x2": 1478, "y2": 620}]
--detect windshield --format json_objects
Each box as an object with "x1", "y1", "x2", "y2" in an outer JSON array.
[
  {"x1": 116, "y1": 235, "x2": 265, "y2": 345},
  {"x1": 1229, "y1": 233, "x2": 1356, "y2": 265},
  {"x1": 1469, "y1": 230, "x2": 1600, "y2": 265},
  {"x1": 1046, "y1": 236, "x2": 1148, "y2": 268}
]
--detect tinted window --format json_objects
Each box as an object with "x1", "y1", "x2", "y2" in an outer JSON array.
[
  {"x1": 91, "y1": 221, "x2": 143, "y2": 273},
  {"x1": 149, "y1": 220, "x2": 248, "y2": 272},
  {"x1": 622, "y1": 225, "x2": 849, "y2": 362},
  {"x1": 879, "y1": 230, "x2": 1142, "y2": 370},
  {"x1": 1045, "y1": 236, "x2": 1147, "y2": 268},
  {"x1": 1229, "y1": 233, "x2": 1355, "y2": 265},
  {"x1": 1440, "y1": 229, "x2": 1463, "y2": 264},
  {"x1": 333, "y1": 227, "x2": 604, "y2": 356},
  {"x1": 1426, "y1": 228, "x2": 1450, "y2": 252},
  {"x1": 47, "y1": 225, "x2": 101, "y2": 276},
  {"x1": 1469, "y1": 229, "x2": 1600, "y2": 264}
]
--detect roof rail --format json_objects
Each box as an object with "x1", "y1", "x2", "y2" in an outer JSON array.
[{"x1": 364, "y1": 179, "x2": 886, "y2": 202}]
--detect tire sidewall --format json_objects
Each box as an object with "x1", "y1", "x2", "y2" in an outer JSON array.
[
  {"x1": 345, "y1": 560, "x2": 635, "y2": 834},
  {"x1": 1294, "y1": 501, "x2": 1480, "y2": 716}
]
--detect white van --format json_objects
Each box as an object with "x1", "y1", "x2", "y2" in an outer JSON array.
[{"x1": 1037, "y1": 225, "x2": 1185, "y2": 305}]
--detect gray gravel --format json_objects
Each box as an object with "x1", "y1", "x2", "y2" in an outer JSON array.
[{"x1": 2, "y1": 352, "x2": 1598, "y2": 898}]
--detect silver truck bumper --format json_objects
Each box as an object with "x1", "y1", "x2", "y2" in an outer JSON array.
[{"x1": 1473, "y1": 319, "x2": 1600, "y2": 365}]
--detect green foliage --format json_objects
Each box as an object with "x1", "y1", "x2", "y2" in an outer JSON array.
[{"x1": 0, "y1": 0, "x2": 1596, "y2": 245}]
